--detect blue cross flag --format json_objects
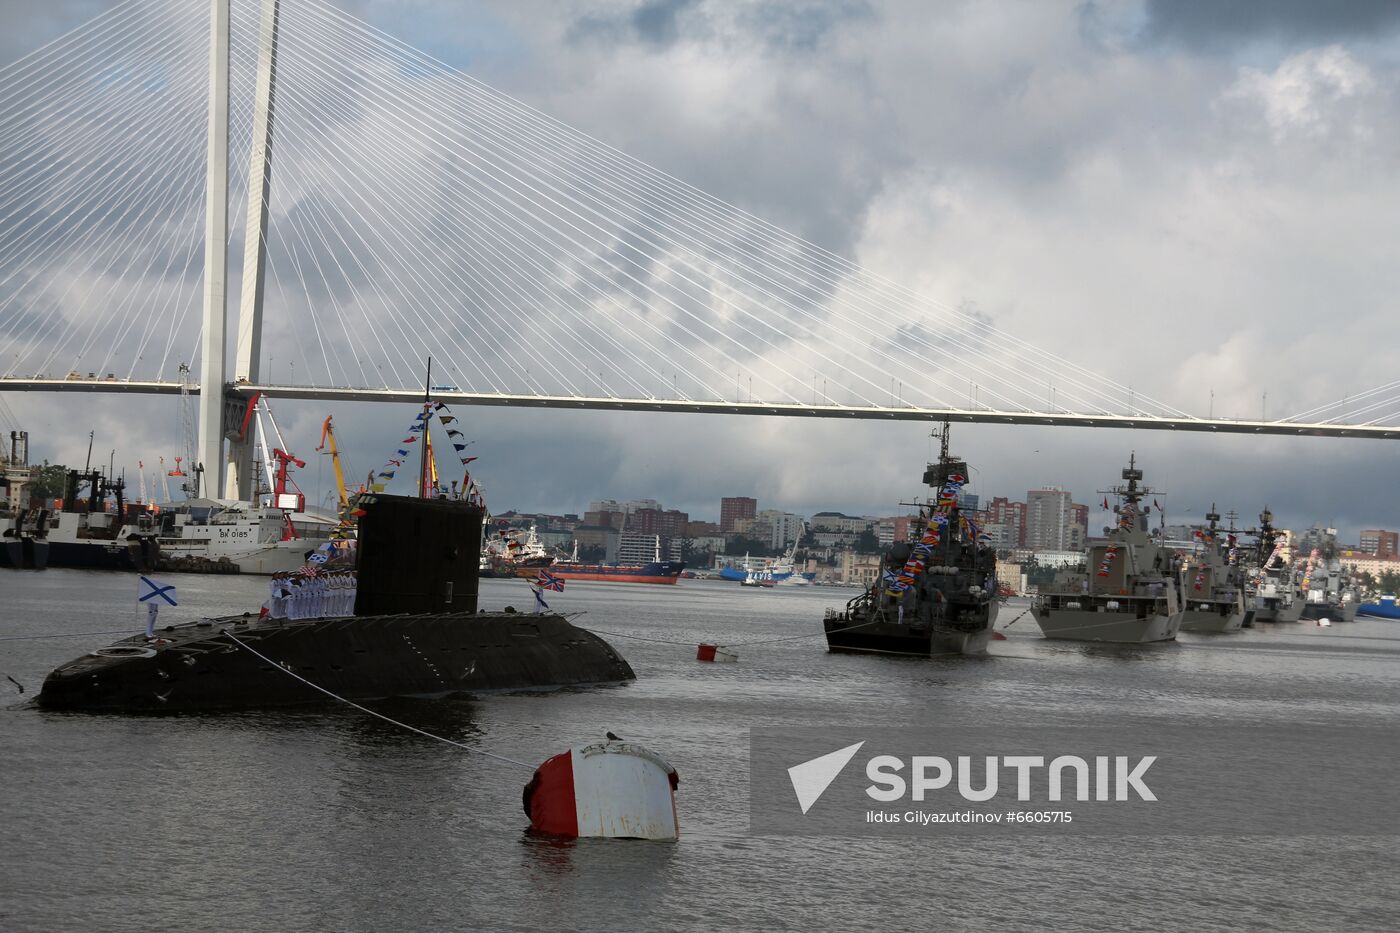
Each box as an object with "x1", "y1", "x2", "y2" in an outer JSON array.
[{"x1": 138, "y1": 576, "x2": 177, "y2": 607}]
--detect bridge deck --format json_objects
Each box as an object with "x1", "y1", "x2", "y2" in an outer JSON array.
[{"x1": 1, "y1": 377, "x2": 1395, "y2": 439}]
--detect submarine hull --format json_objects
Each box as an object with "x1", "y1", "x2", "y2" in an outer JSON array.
[{"x1": 35, "y1": 611, "x2": 634, "y2": 712}]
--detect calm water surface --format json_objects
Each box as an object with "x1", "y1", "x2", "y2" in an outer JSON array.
[{"x1": 3, "y1": 569, "x2": 1399, "y2": 931}]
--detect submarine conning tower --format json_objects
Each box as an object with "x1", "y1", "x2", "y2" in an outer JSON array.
[{"x1": 354, "y1": 494, "x2": 483, "y2": 616}]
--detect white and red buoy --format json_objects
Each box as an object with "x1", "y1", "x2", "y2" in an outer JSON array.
[{"x1": 523, "y1": 738, "x2": 680, "y2": 840}]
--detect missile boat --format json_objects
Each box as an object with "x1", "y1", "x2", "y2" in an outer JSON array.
[{"x1": 823, "y1": 423, "x2": 999, "y2": 657}]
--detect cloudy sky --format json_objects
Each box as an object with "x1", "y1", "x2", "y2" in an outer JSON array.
[{"x1": 2, "y1": 0, "x2": 1400, "y2": 539}]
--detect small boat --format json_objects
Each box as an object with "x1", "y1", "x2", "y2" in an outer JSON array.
[
  {"x1": 741, "y1": 570, "x2": 775, "y2": 588},
  {"x1": 1032, "y1": 455, "x2": 1181, "y2": 643}
]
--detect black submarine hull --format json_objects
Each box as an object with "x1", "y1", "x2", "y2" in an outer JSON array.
[{"x1": 36, "y1": 610, "x2": 634, "y2": 712}]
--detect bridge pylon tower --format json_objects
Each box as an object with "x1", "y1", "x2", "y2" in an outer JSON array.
[{"x1": 195, "y1": 0, "x2": 279, "y2": 502}]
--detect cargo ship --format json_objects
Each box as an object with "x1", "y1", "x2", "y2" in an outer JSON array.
[
  {"x1": 1359, "y1": 595, "x2": 1400, "y2": 618},
  {"x1": 546, "y1": 560, "x2": 686, "y2": 585}
]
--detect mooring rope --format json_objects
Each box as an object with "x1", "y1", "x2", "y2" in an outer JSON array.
[
  {"x1": 221, "y1": 630, "x2": 534, "y2": 771},
  {"x1": 0, "y1": 629, "x2": 141, "y2": 642}
]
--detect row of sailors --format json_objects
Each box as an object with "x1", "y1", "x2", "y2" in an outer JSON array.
[{"x1": 263, "y1": 570, "x2": 358, "y2": 620}]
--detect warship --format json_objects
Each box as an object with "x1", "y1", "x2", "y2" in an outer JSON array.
[
  {"x1": 1032, "y1": 456, "x2": 1182, "y2": 643},
  {"x1": 1178, "y1": 506, "x2": 1248, "y2": 633},
  {"x1": 1249, "y1": 509, "x2": 1303, "y2": 623},
  {"x1": 824, "y1": 424, "x2": 998, "y2": 657},
  {"x1": 35, "y1": 494, "x2": 634, "y2": 712},
  {"x1": 1296, "y1": 527, "x2": 1361, "y2": 623}
]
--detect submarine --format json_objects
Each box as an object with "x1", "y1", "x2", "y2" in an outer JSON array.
[{"x1": 35, "y1": 494, "x2": 634, "y2": 711}]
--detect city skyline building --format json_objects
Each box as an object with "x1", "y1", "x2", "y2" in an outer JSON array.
[
  {"x1": 1360, "y1": 529, "x2": 1398, "y2": 559},
  {"x1": 720, "y1": 496, "x2": 757, "y2": 532},
  {"x1": 1025, "y1": 486, "x2": 1073, "y2": 550}
]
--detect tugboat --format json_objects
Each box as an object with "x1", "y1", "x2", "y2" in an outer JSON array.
[
  {"x1": 1250, "y1": 508, "x2": 1303, "y2": 623},
  {"x1": 1032, "y1": 455, "x2": 1182, "y2": 643},
  {"x1": 1178, "y1": 506, "x2": 1248, "y2": 633},
  {"x1": 35, "y1": 494, "x2": 634, "y2": 711},
  {"x1": 823, "y1": 424, "x2": 998, "y2": 656}
]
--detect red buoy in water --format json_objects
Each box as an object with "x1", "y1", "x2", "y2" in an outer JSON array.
[{"x1": 696, "y1": 643, "x2": 738, "y2": 662}]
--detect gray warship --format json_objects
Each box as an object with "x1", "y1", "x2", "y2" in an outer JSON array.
[
  {"x1": 1178, "y1": 506, "x2": 1248, "y2": 633},
  {"x1": 1032, "y1": 456, "x2": 1182, "y2": 643},
  {"x1": 1296, "y1": 526, "x2": 1361, "y2": 623},
  {"x1": 823, "y1": 425, "x2": 999, "y2": 657},
  {"x1": 1249, "y1": 509, "x2": 1303, "y2": 623},
  {"x1": 35, "y1": 494, "x2": 634, "y2": 711}
]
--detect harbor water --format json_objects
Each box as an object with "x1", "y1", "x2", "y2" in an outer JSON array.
[{"x1": 4, "y1": 569, "x2": 1399, "y2": 931}]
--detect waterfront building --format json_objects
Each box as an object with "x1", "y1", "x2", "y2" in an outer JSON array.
[{"x1": 839, "y1": 551, "x2": 885, "y2": 586}]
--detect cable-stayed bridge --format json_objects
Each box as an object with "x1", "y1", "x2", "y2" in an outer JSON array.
[{"x1": 1, "y1": 0, "x2": 1397, "y2": 499}]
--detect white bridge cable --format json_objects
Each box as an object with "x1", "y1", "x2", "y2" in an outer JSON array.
[
  {"x1": 229, "y1": 29, "x2": 528, "y2": 396},
  {"x1": 282, "y1": 2, "x2": 980, "y2": 403},
  {"x1": 276, "y1": 3, "x2": 932, "y2": 409},
  {"x1": 58, "y1": 84, "x2": 211, "y2": 369},
  {"x1": 245, "y1": 5, "x2": 800, "y2": 403},
  {"x1": 294, "y1": 0, "x2": 1196, "y2": 419},
  {"x1": 233, "y1": 16, "x2": 512, "y2": 393},
  {"x1": 298, "y1": 8, "x2": 1099, "y2": 417},
  {"x1": 0, "y1": 0, "x2": 150, "y2": 86},
  {"x1": 274, "y1": 0, "x2": 1184, "y2": 416},
  {"x1": 234, "y1": 4, "x2": 512, "y2": 394},
  {"x1": 1284, "y1": 382, "x2": 1400, "y2": 425},
  {"x1": 11, "y1": 70, "x2": 206, "y2": 376},
  {"x1": 0, "y1": 1, "x2": 210, "y2": 381},
  {"x1": 0, "y1": 3, "x2": 204, "y2": 372},
  {"x1": 273, "y1": 4, "x2": 968, "y2": 403},
  {"x1": 228, "y1": 12, "x2": 705, "y2": 399},
  {"x1": 0, "y1": 8, "x2": 205, "y2": 288},
  {"x1": 230, "y1": 21, "x2": 721, "y2": 401}
]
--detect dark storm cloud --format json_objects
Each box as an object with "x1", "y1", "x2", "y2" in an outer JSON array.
[
  {"x1": 568, "y1": 0, "x2": 701, "y2": 48},
  {"x1": 1140, "y1": 0, "x2": 1400, "y2": 47},
  {"x1": 567, "y1": 0, "x2": 873, "y2": 54}
]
